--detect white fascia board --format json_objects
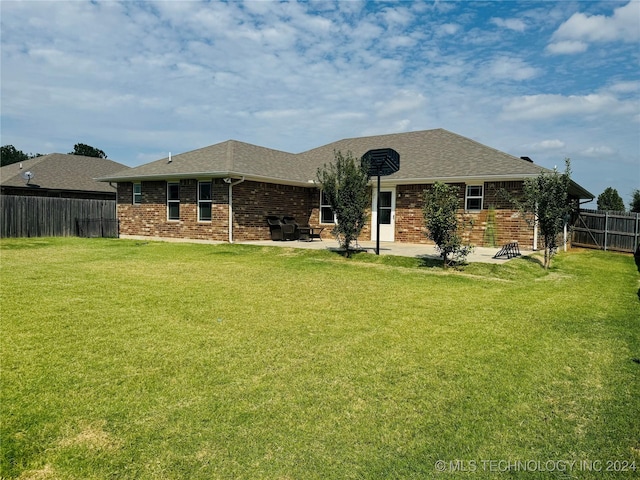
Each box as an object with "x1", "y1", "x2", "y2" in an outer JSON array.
[
  {"x1": 376, "y1": 174, "x2": 539, "y2": 186},
  {"x1": 97, "y1": 171, "x2": 314, "y2": 187}
]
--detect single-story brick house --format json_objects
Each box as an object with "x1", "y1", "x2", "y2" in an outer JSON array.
[{"x1": 99, "y1": 128, "x2": 593, "y2": 248}]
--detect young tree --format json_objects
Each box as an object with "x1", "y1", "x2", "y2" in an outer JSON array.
[
  {"x1": 316, "y1": 150, "x2": 370, "y2": 256},
  {"x1": 422, "y1": 181, "x2": 472, "y2": 268},
  {"x1": 597, "y1": 187, "x2": 625, "y2": 212},
  {"x1": 630, "y1": 189, "x2": 640, "y2": 213},
  {"x1": 69, "y1": 143, "x2": 107, "y2": 158},
  {"x1": 517, "y1": 158, "x2": 575, "y2": 270}
]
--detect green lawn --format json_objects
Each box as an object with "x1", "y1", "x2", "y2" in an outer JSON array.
[{"x1": 1, "y1": 238, "x2": 639, "y2": 479}]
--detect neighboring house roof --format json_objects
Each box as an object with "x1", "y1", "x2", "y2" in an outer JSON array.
[
  {"x1": 1, "y1": 153, "x2": 129, "y2": 194},
  {"x1": 99, "y1": 128, "x2": 593, "y2": 199}
]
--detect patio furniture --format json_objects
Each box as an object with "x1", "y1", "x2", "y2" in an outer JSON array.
[
  {"x1": 281, "y1": 216, "x2": 299, "y2": 240},
  {"x1": 266, "y1": 215, "x2": 284, "y2": 241},
  {"x1": 298, "y1": 226, "x2": 324, "y2": 242},
  {"x1": 493, "y1": 242, "x2": 521, "y2": 259}
]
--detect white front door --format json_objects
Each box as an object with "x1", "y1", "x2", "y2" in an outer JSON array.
[{"x1": 371, "y1": 187, "x2": 395, "y2": 242}]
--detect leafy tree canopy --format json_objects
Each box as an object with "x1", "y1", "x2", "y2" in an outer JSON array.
[
  {"x1": 630, "y1": 189, "x2": 640, "y2": 213},
  {"x1": 597, "y1": 187, "x2": 625, "y2": 212},
  {"x1": 316, "y1": 150, "x2": 370, "y2": 256},
  {"x1": 69, "y1": 143, "x2": 107, "y2": 158},
  {"x1": 1, "y1": 145, "x2": 29, "y2": 167},
  {"x1": 1, "y1": 145, "x2": 43, "y2": 167}
]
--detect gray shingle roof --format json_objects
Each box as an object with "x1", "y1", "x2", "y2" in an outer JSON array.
[
  {"x1": 101, "y1": 140, "x2": 300, "y2": 184},
  {"x1": 98, "y1": 129, "x2": 593, "y2": 198},
  {"x1": 1, "y1": 154, "x2": 128, "y2": 193},
  {"x1": 296, "y1": 129, "x2": 550, "y2": 181}
]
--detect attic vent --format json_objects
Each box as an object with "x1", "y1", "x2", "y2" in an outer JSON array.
[{"x1": 520, "y1": 156, "x2": 533, "y2": 163}]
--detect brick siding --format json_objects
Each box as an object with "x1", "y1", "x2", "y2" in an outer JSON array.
[
  {"x1": 395, "y1": 181, "x2": 535, "y2": 248},
  {"x1": 118, "y1": 179, "x2": 315, "y2": 241},
  {"x1": 118, "y1": 179, "x2": 536, "y2": 247}
]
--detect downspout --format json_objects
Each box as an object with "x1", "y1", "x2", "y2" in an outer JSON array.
[{"x1": 227, "y1": 177, "x2": 245, "y2": 243}]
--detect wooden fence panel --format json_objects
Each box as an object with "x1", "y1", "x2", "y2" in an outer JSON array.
[
  {"x1": 572, "y1": 209, "x2": 639, "y2": 253},
  {"x1": 0, "y1": 195, "x2": 117, "y2": 238}
]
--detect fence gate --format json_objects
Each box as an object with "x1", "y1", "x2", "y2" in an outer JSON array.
[{"x1": 572, "y1": 209, "x2": 640, "y2": 253}]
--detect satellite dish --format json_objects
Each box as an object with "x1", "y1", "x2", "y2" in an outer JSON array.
[{"x1": 20, "y1": 171, "x2": 35, "y2": 184}]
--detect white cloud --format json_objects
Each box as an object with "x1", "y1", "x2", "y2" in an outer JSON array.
[
  {"x1": 491, "y1": 17, "x2": 527, "y2": 32},
  {"x1": 608, "y1": 81, "x2": 640, "y2": 94},
  {"x1": 581, "y1": 146, "x2": 617, "y2": 157},
  {"x1": 502, "y1": 93, "x2": 636, "y2": 120},
  {"x1": 551, "y1": 1, "x2": 640, "y2": 44},
  {"x1": 546, "y1": 40, "x2": 588, "y2": 55},
  {"x1": 438, "y1": 23, "x2": 461, "y2": 35},
  {"x1": 527, "y1": 139, "x2": 566, "y2": 151},
  {"x1": 379, "y1": 6, "x2": 414, "y2": 26},
  {"x1": 374, "y1": 90, "x2": 427, "y2": 117},
  {"x1": 487, "y1": 56, "x2": 540, "y2": 81}
]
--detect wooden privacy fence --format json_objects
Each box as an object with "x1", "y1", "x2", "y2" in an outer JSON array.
[
  {"x1": 1, "y1": 195, "x2": 118, "y2": 238},
  {"x1": 572, "y1": 209, "x2": 640, "y2": 253}
]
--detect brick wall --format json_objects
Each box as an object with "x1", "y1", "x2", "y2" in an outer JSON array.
[
  {"x1": 395, "y1": 181, "x2": 535, "y2": 248},
  {"x1": 118, "y1": 180, "x2": 229, "y2": 241},
  {"x1": 118, "y1": 179, "x2": 315, "y2": 241},
  {"x1": 231, "y1": 181, "x2": 314, "y2": 240},
  {"x1": 117, "y1": 179, "x2": 536, "y2": 247}
]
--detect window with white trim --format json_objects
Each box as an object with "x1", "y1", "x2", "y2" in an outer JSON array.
[
  {"x1": 198, "y1": 181, "x2": 212, "y2": 222},
  {"x1": 133, "y1": 183, "x2": 141, "y2": 204},
  {"x1": 320, "y1": 191, "x2": 335, "y2": 224},
  {"x1": 465, "y1": 185, "x2": 483, "y2": 211},
  {"x1": 167, "y1": 182, "x2": 180, "y2": 220}
]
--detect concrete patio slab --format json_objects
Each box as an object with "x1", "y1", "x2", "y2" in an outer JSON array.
[
  {"x1": 120, "y1": 234, "x2": 532, "y2": 264},
  {"x1": 237, "y1": 239, "x2": 533, "y2": 264}
]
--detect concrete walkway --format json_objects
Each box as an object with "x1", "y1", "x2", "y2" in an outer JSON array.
[
  {"x1": 237, "y1": 239, "x2": 532, "y2": 264},
  {"x1": 120, "y1": 235, "x2": 531, "y2": 264}
]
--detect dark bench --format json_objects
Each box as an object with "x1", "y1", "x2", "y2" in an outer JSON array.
[{"x1": 493, "y1": 242, "x2": 521, "y2": 259}]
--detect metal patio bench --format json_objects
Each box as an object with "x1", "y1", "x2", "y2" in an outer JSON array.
[{"x1": 493, "y1": 242, "x2": 521, "y2": 259}]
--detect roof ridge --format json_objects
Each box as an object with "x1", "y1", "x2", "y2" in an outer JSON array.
[{"x1": 437, "y1": 129, "x2": 538, "y2": 165}]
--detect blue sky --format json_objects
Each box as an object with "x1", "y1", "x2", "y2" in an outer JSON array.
[{"x1": 1, "y1": 0, "x2": 639, "y2": 206}]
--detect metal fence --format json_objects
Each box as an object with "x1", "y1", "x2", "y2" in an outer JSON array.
[
  {"x1": 572, "y1": 209, "x2": 640, "y2": 253},
  {"x1": 1, "y1": 195, "x2": 118, "y2": 238}
]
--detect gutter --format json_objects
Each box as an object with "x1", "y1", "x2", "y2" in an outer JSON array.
[{"x1": 225, "y1": 177, "x2": 245, "y2": 243}]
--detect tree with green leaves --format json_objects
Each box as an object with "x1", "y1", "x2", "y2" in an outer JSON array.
[
  {"x1": 316, "y1": 150, "x2": 370, "y2": 256},
  {"x1": 597, "y1": 187, "x2": 625, "y2": 212},
  {"x1": 69, "y1": 143, "x2": 107, "y2": 158},
  {"x1": 1, "y1": 145, "x2": 30, "y2": 167},
  {"x1": 1, "y1": 145, "x2": 43, "y2": 166},
  {"x1": 422, "y1": 181, "x2": 472, "y2": 268},
  {"x1": 517, "y1": 158, "x2": 575, "y2": 270},
  {"x1": 630, "y1": 189, "x2": 640, "y2": 213}
]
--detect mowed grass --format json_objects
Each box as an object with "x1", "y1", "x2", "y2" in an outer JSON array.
[{"x1": 1, "y1": 238, "x2": 639, "y2": 479}]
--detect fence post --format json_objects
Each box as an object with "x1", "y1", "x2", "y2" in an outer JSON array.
[
  {"x1": 603, "y1": 211, "x2": 608, "y2": 251},
  {"x1": 635, "y1": 212, "x2": 639, "y2": 253}
]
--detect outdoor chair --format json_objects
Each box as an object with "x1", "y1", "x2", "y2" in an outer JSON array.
[
  {"x1": 281, "y1": 216, "x2": 299, "y2": 241},
  {"x1": 266, "y1": 215, "x2": 284, "y2": 241}
]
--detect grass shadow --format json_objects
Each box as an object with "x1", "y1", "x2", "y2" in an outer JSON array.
[
  {"x1": 520, "y1": 254, "x2": 545, "y2": 268},
  {"x1": 0, "y1": 239, "x2": 53, "y2": 250},
  {"x1": 328, "y1": 248, "x2": 370, "y2": 258},
  {"x1": 417, "y1": 254, "x2": 444, "y2": 269}
]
